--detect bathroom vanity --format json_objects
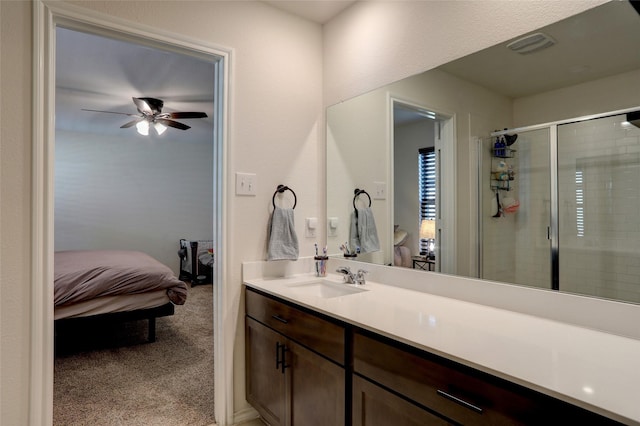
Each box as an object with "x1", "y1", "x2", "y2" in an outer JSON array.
[{"x1": 243, "y1": 268, "x2": 635, "y2": 425}]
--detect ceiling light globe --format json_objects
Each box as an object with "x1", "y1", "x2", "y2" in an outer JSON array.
[
  {"x1": 136, "y1": 120, "x2": 149, "y2": 136},
  {"x1": 154, "y1": 122, "x2": 167, "y2": 135}
]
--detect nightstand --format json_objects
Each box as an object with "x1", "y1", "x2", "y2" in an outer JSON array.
[{"x1": 412, "y1": 256, "x2": 435, "y2": 271}]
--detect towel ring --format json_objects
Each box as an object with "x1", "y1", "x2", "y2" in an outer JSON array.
[
  {"x1": 353, "y1": 188, "x2": 371, "y2": 217},
  {"x1": 272, "y1": 184, "x2": 297, "y2": 209}
]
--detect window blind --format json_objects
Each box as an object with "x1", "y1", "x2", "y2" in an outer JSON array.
[{"x1": 418, "y1": 147, "x2": 436, "y2": 253}]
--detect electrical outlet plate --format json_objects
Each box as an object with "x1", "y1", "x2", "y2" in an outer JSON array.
[
  {"x1": 328, "y1": 217, "x2": 339, "y2": 237},
  {"x1": 236, "y1": 172, "x2": 257, "y2": 196},
  {"x1": 305, "y1": 217, "x2": 317, "y2": 238}
]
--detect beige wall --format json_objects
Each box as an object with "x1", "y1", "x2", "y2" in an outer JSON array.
[
  {"x1": 1, "y1": 2, "x2": 33, "y2": 424},
  {"x1": 1, "y1": 1, "x2": 323, "y2": 424},
  {"x1": 0, "y1": 1, "x2": 610, "y2": 425}
]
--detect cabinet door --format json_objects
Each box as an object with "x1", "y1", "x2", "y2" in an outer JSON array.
[
  {"x1": 352, "y1": 375, "x2": 450, "y2": 426},
  {"x1": 289, "y1": 339, "x2": 345, "y2": 426},
  {"x1": 246, "y1": 317, "x2": 287, "y2": 426}
]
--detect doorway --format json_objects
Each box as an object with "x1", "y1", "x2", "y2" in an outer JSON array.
[
  {"x1": 391, "y1": 99, "x2": 455, "y2": 274},
  {"x1": 33, "y1": 2, "x2": 229, "y2": 424},
  {"x1": 54, "y1": 25, "x2": 216, "y2": 423}
]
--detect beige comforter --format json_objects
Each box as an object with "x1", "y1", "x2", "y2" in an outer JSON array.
[{"x1": 55, "y1": 250, "x2": 188, "y2": 307}]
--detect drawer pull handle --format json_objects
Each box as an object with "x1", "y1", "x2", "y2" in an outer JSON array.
[
  {"x1": 275, "y1": 342, "x2": 283, "y2": 370},
  {"x1": 437, "y1": 390, "x2": 483, "y2": 414},
  {"x1": 272, "y1": 315, "x2": 289, "y2": 324}
]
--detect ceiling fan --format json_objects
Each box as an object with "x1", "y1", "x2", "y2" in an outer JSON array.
[{"x1": 82, "y1": 97, "x2": 208, "y2": 135}]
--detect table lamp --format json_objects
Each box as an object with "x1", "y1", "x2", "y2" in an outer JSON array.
[{"x1": 419, "y1": 219, "x2": 436, "y2": 259}]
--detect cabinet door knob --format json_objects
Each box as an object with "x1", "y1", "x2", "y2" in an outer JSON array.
[{"x1": 437, "y1": 389, "x2": 483, "y2": 414}]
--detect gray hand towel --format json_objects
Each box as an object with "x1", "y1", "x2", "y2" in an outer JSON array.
[
  {"x1": 267, "y1": 207, "x2": 299, "y2": 261},
  {"x1": 350, "y1": 207, "x2": 380, "y2": 253},
  {"x1": 349, "y1": 211, "x2": 360, "y2": 253}
]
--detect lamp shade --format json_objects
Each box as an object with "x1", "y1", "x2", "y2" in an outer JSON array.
[{"x1": 419, "y1": 219, "x2": 436, "y2": 240}]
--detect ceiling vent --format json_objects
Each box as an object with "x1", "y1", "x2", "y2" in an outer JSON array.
[{"x1": 507, "y1": 32, "x2": 556, "y2": 54}]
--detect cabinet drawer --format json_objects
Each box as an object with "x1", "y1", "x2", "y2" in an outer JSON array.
[
  {"x1": 245, "y1": 288, "x2": 345, "y2": 364},
  {"x1": 354, "y1": 331, "x2": 619, "y2": 425}
]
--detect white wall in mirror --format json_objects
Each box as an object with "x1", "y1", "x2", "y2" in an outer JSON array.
[
  {"x1": 327, "y1": 68, "x2": 514, "y2": 275},
  {"x1": 327, "y1": 90, "x2": 389, "y2": 265},
  {"x1": 514, "y1": 69, "x2": 640, "y2": 126}
]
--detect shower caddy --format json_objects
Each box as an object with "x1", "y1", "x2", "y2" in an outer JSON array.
[{"x1": 490, "y1": 134, "x2": 516, "y2": 192}]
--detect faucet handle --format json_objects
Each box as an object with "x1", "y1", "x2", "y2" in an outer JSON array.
[
  {"x1": 356, "y1": 269, "x2": 368, "y2": 284},
  {"x1": 336, "y1": 266, "x2": 351, "y2": 274}
]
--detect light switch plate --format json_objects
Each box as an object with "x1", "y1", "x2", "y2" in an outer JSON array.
[
  {"x1": 236, "y1": 172, "x2": 257, "y2": 196},
  {"x1": 374, "y1": 181, "x2": 386, "y2": 200}
]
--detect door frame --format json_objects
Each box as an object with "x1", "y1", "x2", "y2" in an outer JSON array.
[
  {"x1": 32, "y1": 2, "x2": 231, "y2": 424},
  {"x1": 389, "y1": 96, "x2": 456, "y2": 274}
]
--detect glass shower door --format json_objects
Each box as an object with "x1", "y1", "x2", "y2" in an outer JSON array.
[
  {"x1": 557, "y1": 114, "x2": 640, "y2": 303},
  {"x1": 481, "y1": 127, "x2": 551, "y2": 289}
]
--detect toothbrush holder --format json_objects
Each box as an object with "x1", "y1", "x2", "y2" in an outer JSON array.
[{"x1": 314, "y1": 256, "x2": 329, "y2": 277}]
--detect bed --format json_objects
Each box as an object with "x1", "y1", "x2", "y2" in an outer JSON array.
[{"x1": 54, "y1": 250, "x2": 188, "y2": 343}]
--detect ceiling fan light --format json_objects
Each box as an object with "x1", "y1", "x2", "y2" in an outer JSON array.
[
  {"x1": 136, "y1": 120, "x2": 149, "y2": 136},
  {"x1": 154, "y1": 122, "x2": 167, "y2": 135}
]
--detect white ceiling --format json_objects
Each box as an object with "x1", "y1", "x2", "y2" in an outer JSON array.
[{"x1": 56, "y1": 27, "x2": 215, "y2": 142}]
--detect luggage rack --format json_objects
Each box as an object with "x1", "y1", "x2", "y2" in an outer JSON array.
[{"x1": 178, "y1": 239, "x2": 214, "y2": 285}]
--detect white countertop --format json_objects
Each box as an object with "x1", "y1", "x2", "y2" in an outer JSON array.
[{"x1": 244, "y1": 273, "x2": 640, "y2": 424}]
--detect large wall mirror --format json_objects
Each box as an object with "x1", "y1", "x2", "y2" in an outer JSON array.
[{"x1": 326, "y1": 0, "x2": 640, "y2": 304}]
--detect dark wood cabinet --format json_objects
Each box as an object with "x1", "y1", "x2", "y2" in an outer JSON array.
[
  {"x1": 245, "y1": 289, "x2": 345, "y2": 426},
  {"x1": 245, "y1": 286, "x2": 622, "y2": 426},
  {"x1": 353, "y1": 330, "x2": 621, "y2": 426},
  {"x1": 352, "y1": 374, "x2": 450, "y2": 426},
  {"x1": 246, "y1": 317, "x2": 288, "y2": 426}
]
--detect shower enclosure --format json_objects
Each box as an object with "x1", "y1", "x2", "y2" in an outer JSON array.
[{"x1": 480, "y1": 107, "x2": 640, "y2": 304}]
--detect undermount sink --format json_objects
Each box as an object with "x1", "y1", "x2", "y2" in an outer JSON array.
[{"x1": 286, "y1": 279, "x2": 368, "y2": 299}]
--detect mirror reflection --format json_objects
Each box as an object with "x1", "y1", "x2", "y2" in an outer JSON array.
[{"x1": 326, "y1": 0, "x2": 640, "y2": 304}]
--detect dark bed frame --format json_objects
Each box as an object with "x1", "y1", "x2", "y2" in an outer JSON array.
[{"x1": 54, "y1": 302, "x2": 175, "y2": 344}]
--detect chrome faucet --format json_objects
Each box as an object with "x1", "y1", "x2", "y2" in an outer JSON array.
[
  {"x1": 336, "y1": 266, "x2": 356, "y2": 284},
  {"x1": 336, "y1": 266, "x2": 368, "y2": 285}
]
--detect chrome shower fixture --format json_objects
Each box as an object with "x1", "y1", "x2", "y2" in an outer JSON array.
[{"x1": 627, "y1": 111, "x2": 640, "y2": 129}]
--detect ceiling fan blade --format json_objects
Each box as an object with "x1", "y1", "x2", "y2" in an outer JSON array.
[
  {"x1": 133, "y1": 97, "x2": 164, "y2": 115},
  {"x1": 82, "y1": 109, "x2": 139, "y2": 117},
  {"x1": 120, "y1": 118, "x2": 143, "y2": 128},
  {"x1": 167, "y1": 111, "x2": 208, "y2": 119},
  {"x1": 131, "y1": 98, "x2": 162, "y2": 115},
  {"x1": 157, "y1": 118, "x2": 191, "y2": 130}
]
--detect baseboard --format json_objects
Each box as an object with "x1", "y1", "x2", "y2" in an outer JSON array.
[{"x1": 233, "y1": 406, "x2": 260, "y2": 425}]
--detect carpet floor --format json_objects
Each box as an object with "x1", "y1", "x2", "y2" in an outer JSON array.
[{"x1": 54, "y1": 284, "x2": 215, "y2": 426}]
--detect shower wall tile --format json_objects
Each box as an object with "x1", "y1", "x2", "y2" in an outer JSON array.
[{"x1": 558, "y1": 115, "x2": 640, "y2": 303}]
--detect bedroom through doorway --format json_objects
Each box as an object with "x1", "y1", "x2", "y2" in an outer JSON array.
[{"x1": 52, "y1": 23, "x2": 219, "y2": 425}]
